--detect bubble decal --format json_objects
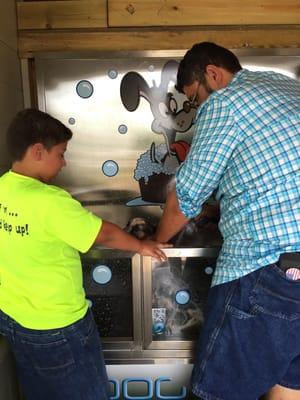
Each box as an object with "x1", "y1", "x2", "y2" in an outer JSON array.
[
  {"x1": 92, "y1": 265, "x2": 112, "y2": 285},
  {"x1": 108, "y1": 69, "x2": 118, "y2": 79},
  {"x1": 76, "y1": 80, "x2": 94, "y2": 98},
  {"x1": 102, "y1": 160, "x2": 119, "y2": 177},
  {"x1": 175, "y1": 290, "x2": 191, "y2": 305},
  {"x1": 68, "y1": 117, "x2": 76, "y2": 125},
  {"x1": 205, "y1": 267, "x2": 214, "y2": 275},
  {"x1": 118, "y1": 124, "x2": 128, "y2": 134}
]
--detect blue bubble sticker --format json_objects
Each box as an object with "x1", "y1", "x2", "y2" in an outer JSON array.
[
  {"x1": 68, "y1": 117, "x2": 76, "y2": 125},
  {"x1": 175, "y1": 290, "x2": 191, "y2": 305},
  {"x1": 108, "y1": 69, "x2": 118, "y2": 79},
  {"x1": 118, "y1": 124, "x2": 128, "y2": 134},
  {"x1": 92, "y1": 265, "x2": 112, "y2": 285},
  {"x1": 205, "y1": 266, "x2": 214, "y2": 275},
  {"x1": 102, "y1": 160, "x2": 119, "y2": 177},
  {"x1": 76, "y1": 80, "x2": 94, "y2": 99}
]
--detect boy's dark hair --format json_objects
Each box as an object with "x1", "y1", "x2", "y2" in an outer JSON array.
[
  {"x1": 176, "y1": 42, "x2": 242, "y2": 93},
  {"x1": 7, "y1": 108, "x2": 73, "y2": 161}
]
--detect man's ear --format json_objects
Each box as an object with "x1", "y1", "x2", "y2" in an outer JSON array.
[
  {"x1": 30, "y1": 143, "x2": 44, "y2": 161},
  {"x1": 205, "y1": 65, "x2": 222, "y2": 87},
  {"x1": 205, "y1": 65, "x2": 233, "y2": 89}
]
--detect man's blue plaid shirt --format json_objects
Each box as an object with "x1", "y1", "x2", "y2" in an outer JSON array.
[{"x1": 176, "y1": 69, "x2": 300, "y2": 286}]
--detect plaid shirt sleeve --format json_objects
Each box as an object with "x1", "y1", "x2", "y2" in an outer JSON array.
[{"x1": 176, "y1": 96, "x2": 239, "y2": 218}]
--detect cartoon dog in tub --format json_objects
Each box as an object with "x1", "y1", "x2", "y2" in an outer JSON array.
[{"x1": 120, "y1": 60, "x2": 196, "y2": 205}]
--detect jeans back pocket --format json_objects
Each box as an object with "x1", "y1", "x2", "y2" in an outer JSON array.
[
  {"x1": 250, "y1": 266, "x2": 300, "y2": 321},
  {"x1": 19, "y1": 330, "x2": 75, "y2": 378}
]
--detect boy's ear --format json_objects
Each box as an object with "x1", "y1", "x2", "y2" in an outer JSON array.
[{"x1": 30, "y1": 143, "x2": 44, "y2": 161}]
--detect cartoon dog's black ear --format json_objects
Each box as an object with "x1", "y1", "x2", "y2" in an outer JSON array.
[
  {"x1": 160, "y1": 60, "x2": 179, "y2": 92},
  {"x1": 120, "y1": 72, "x2": 151, "y2": 111}
]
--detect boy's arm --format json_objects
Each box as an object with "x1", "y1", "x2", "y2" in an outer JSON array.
[{"x1": 94, "y1": 220, "x2": 169, "y2": 261}]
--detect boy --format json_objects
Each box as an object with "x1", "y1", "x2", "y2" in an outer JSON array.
[{"x1": 0, "y1": 108, "x2": 168, "y2": 400}]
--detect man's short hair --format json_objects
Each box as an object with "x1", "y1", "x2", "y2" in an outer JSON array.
[
  {"x1": 176, "y1": 42, "x2": 242, "y2": 93},
  {"x1": 7, "y1": 108, "x2": 73, "y2": 161}
]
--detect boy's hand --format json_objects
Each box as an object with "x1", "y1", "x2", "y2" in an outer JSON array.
[{"x1": 138, "y1": 240, "x2": 172, "y2": 261}]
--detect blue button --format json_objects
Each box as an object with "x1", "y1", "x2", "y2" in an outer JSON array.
[
  {"x1": 92, "y1": 265, "x2": 112, "y2": 284},
  {"x1": 175, "y1": 290, "x2": 190, "y2": 305}
]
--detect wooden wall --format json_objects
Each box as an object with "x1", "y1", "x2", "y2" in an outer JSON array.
[
  {"x1": 16, "y1": 0, "x2": 300, "y2": 57},
  {"x1": 0, "y1": 0, "x2": 23, "y2": 173}
]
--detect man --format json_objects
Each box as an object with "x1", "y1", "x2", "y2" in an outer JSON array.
[{"x1": 155, "y1": 42, "x2": 300, "y2": 400}]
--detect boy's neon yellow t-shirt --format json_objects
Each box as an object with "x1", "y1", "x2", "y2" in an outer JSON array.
[{"x1": 0, "y1": 171, "x2": 102, "y2": 329}]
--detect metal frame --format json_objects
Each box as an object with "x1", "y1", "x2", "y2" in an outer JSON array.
[
  {"x1": 81, "y1": 247, "x2": 142, "y2": 351},
  {"x1": 142, "y1": 248, "x2": 219, "y2": 352},
  {"x1": 33, "y1": 48, "x2": 300, "y2": 59},
  {"x1": 81, "y1": 247, "x2": 220, "y2": 361}
]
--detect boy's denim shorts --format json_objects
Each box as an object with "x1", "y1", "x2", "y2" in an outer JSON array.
[
  {"x1": 191, "y1": 263, "x2": 300, "y2": 400},
  {"x1": 0, "y1": 308, "x2": 110, "y2": 400}
]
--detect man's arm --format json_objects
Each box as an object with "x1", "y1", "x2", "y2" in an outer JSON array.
[{"x1": 155, "y1": 187, "x2": 189, "y2": 242}]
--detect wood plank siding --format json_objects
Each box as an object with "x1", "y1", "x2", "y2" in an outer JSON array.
[
  {"x1": 16, "y1": 0, "x2": 300, "y2": 57},
  {"x1": 108, "y1": 0, "x2": 300, "y2": 27},
  {"x1": 17, "y1": 1, "x2": 107, "y2": 30}
]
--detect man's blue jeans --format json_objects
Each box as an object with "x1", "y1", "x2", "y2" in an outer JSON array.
[
  {"x1": 0, "y1": 308, "x2": 109, "y2": 400},
  {"x1": 191, "y1": 263, "x2": 300, "y2": 400}
]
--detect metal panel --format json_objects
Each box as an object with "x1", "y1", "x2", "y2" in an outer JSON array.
[
  {"x1": 35, "y1": 49, "x2": 300, "y2": 232},
  {"x1": 35, "y1": 53, "x2": 195, "y2": 229},
  {"x1": 35, "y1": 49, "x2": 299, "y2": 362}
]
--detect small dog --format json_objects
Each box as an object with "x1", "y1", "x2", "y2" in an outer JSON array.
[{"x1": 125, "y1": 217, "x2": 156, "y2": 240}]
